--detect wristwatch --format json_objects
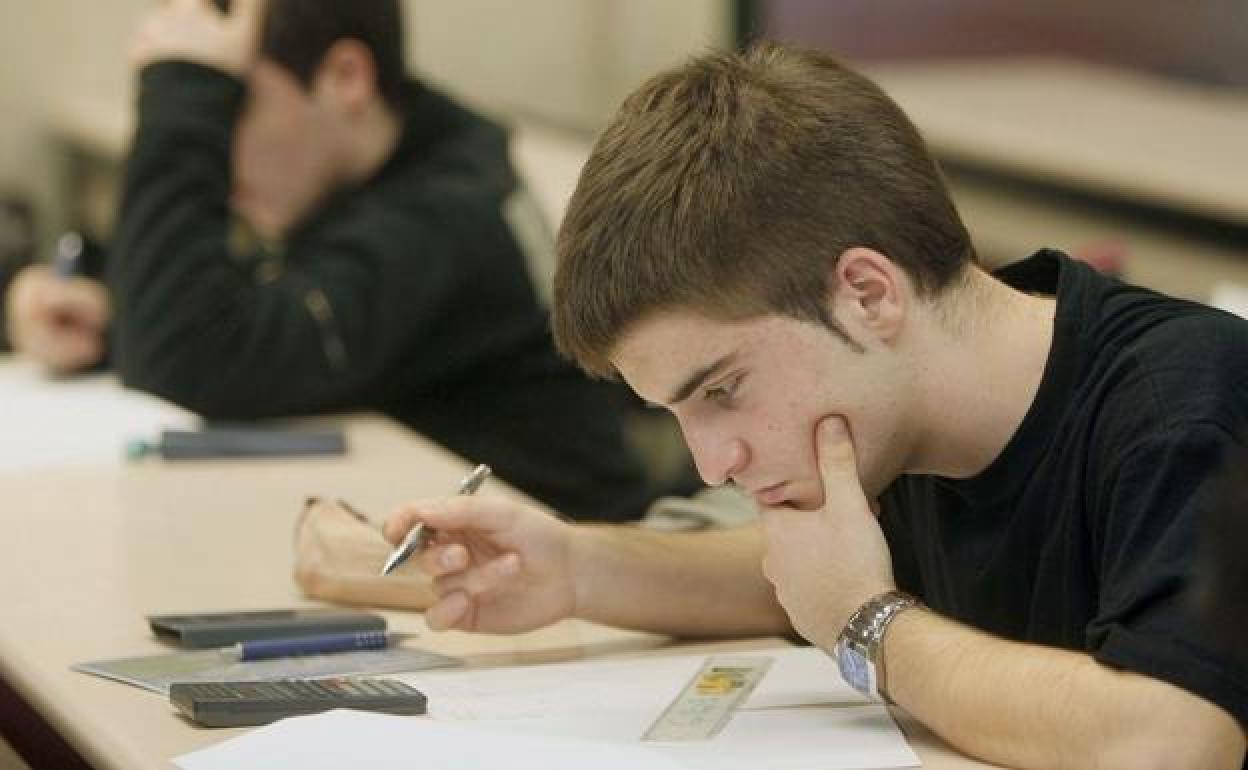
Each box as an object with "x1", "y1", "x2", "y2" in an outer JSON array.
[{"x1": 834, "y1": 590, "x2": 921, "y2": 702}]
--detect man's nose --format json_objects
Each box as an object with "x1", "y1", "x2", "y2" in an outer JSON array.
[{"x1": 688, "y1": 432, "x2": 749, "y2": 487}]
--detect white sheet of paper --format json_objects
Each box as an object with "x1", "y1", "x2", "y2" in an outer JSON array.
[
  {"x1": 0, "y1": 359, "x2": 195, "y2": 473},
  {"x1": 398, "y1": 646, "x2": 867, "y2": 721},
  {"x1": 394, "y1": 646, "x2": 919, "y2": 769},
  {"x1": 173, "y1": 648, "x2": 919, "y2": 770},
  {"x1": 471, "y1": 706, "x2": 920, "y2": 770},
  {"x1": 173, "y1": 709, "x2": 686, "y2": 770}
]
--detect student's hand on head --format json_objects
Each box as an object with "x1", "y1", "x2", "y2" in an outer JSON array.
[
  {"x1": 293, "y1": 498, "x2": 434, "y2": 611},
  {"x1": 5, "y1": 265, "x2": 110, "y2": 374},
  {"x1": 130, "y1": 0, "x2": 264, "y2": 76},
  {"x1": 383, "y1": 496, "x2": 578, "y2": 634},
  {"x1": 758, "y1": 417, "x2": 896, "y2": 650}
]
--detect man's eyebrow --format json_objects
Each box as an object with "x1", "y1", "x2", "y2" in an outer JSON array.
[{"x1": 666, "y1": 352, "x2": 737, "y2": 406}]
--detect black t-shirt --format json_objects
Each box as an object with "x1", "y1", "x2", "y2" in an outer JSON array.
[{"x1": 880, "y1": 249, "x2": 1248, "y2": 728}]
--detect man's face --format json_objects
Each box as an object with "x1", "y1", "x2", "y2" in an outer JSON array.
[
  {"x1": 231, "y1": 57, "x2": 341, "y2": 239},
  {"x1": 613, "y1": 310, "x2": 917, "y2": 509}
]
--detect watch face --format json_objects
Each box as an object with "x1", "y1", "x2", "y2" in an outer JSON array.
[{"x1": 837, "y1": 644, "x2": 875, "y2": 697}]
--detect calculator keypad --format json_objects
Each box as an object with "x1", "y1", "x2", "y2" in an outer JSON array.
[{"x1": 170, "y1": 677, "x2": 426, "y2": 727}]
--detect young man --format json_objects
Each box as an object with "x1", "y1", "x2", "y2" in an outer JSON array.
[
  {"x1": 4, "y1": 0, "x2": 650, "y2": 522},
  {"x1": 381, "y1": 45, "x2": 1248, "y2": 769}
]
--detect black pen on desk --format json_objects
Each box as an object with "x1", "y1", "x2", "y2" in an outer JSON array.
[
  {"x1": 380, "y1": 463, "x2": 490, "y2": 576},
  {"x1": 126, "y1": 427, "x2": 347, "y2": 461},
  {"x1": 227, "y1": 630, "x2": 418, "y2": 662}
]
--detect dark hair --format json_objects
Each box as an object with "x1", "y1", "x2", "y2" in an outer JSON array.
[
  {"x1": 243, "y1": 0, "x2": 407, "y2": 109},
  {"x1": 553, "y1": 43, "x2": 975, "y2": 378}
]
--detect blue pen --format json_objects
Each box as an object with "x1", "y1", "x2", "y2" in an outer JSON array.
[{"x1": 229, "y1": 631, "x2": 416, "y2": 662}]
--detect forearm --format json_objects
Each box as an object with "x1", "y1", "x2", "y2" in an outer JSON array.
[
  {"x1": 110, "y1": 62, "x2": 246, "y2": 400},
  {"x1": 883, "y1": 609, "x2": 1245, "y2": 770},
  {"x1": 568, "y1": 523, "x2": 791, "y2": 638},
  {"x1": 111, "y1": 63, "x2": 371, "y2": 416}
]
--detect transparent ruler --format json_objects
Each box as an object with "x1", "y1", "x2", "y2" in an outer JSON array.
[{"x1": 642, "y1": 655, "x2": 773, "y2": 741}]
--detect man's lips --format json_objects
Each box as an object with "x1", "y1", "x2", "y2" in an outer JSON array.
[{"x1": 752, "y1": 483, "x2": 788, "y2": 506}]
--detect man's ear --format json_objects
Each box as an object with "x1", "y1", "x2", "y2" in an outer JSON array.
[
  {"x1": 828, "y1": 247, "x2": 907, "y2": 345},
  {"x1": 312, "y1": 39, "x2": 380, "y2": 115}
]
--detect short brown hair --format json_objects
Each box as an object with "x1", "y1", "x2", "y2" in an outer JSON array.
[{"x1": 553, "y1": 43, "x2": 974, "y2": 378}]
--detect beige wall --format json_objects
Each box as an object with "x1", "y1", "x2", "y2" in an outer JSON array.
[
  {"x1": 0, "y1": 0, "x2": 730, "y2": 244},
  {"x1": 0, "y1": 0, "x2": 148, "y2": 240},
  {"x1": 411, "y1": 0, "x2": 730, "y2": 128}
]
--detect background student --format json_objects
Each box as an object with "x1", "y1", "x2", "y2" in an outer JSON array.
[{"x1": 2, "y1": 0, "x2": 652, "y2": 522}]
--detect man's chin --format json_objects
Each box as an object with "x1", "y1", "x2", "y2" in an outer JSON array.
[
  {"x1": 231, "y1": 196, "x2": 284, "y2": 239},
  {"x1": 240, "y1": 209, "x2": 287, "y2": 242}
]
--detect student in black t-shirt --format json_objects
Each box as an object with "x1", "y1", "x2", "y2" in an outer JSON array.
[{"x1": 369, "y1": 45, "x2": 1248, "y2": 770}]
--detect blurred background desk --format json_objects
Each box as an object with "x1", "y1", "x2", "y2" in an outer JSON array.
[
  {"x1": 870, "y1": 58, "x2": 1248, "y2": 226},
  {"x1": 868, "y1": 57, "x2": 1248, "y2": 300}
]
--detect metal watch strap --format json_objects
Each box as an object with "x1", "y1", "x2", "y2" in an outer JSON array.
[{"x1": 837, "y1": 590, "x2": 921, "y2": 701}]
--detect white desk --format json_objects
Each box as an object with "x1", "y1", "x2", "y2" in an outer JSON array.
[{"x1": 0, "y1": 369, "x2": 1000, "y2": 769}]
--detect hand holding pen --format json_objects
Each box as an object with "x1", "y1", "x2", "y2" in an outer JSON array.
[
  {"x1": 379, "y1": 468, "x2": 581, "y2": 634},
  {"x1": 4, "y1": 231, "x2": 110, "y2": 373},
  {"x1": 380, "y1": 464, "x2": 491, "y2": 576}
]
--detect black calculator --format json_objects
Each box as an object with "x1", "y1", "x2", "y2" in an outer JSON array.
[{"x1": 170, "y1": 678, "x2": 427, "y2": 727}]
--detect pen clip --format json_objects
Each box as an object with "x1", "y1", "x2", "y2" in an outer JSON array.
[{"x1": 53, "y1": 231, "x2": 84, "y2": 278}]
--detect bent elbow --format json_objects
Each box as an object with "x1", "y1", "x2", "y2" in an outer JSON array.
[
  {"x1": 116, "y1": 353, "x2": 252, "y2": 420},
  {"x1": 1094, "y1": 716, "x2": 1245, "y2": 770}
]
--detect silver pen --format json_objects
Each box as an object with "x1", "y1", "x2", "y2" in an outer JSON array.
[{"x1": 380, "y1": 463, "x2": 490, "y2": 576}]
